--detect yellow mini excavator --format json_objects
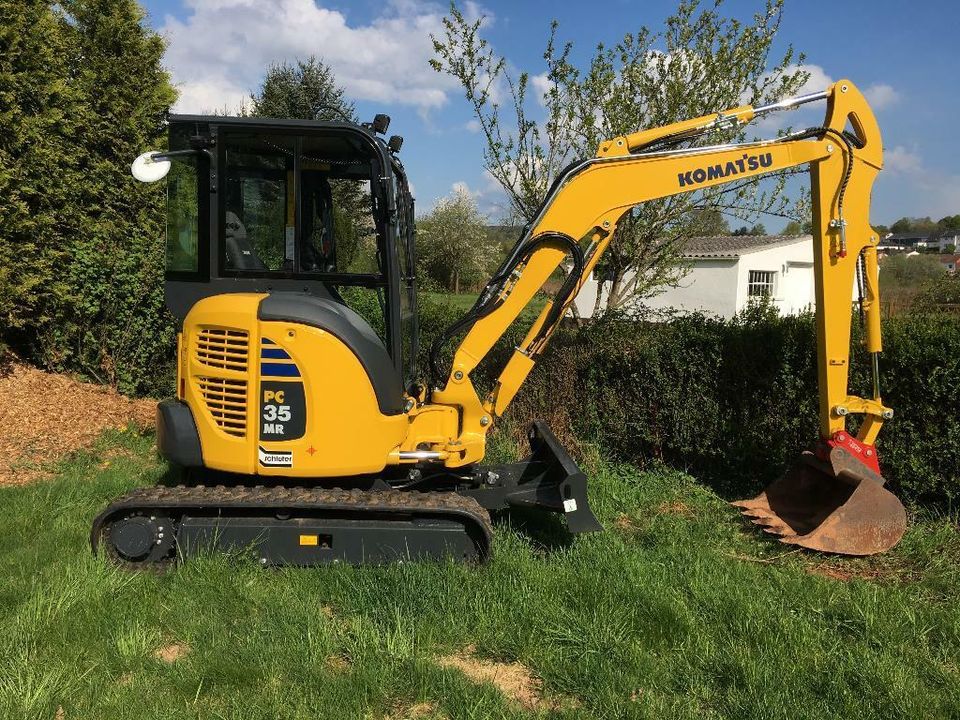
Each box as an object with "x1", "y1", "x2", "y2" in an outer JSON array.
[{"x1": 92, "y1": 79, "x2": 906, "y2": 568}]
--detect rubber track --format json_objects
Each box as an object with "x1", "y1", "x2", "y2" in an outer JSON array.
[{"x1": 91, "y1": 484, "x2": 494, "y2": 568}]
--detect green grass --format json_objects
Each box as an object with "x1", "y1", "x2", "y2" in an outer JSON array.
[
  {"x1": 425, "y1": 292, "x2": 548, "y2": 320},
  {"x1": 2, "y1": 430, "x2": 960, "y2": 719}
]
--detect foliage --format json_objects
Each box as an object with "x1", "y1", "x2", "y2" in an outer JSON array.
[
  {"x1": 880, "y1": 253, "x2": 946, "y2": 291},
  {"x1": 0, "y1": 0, "x2": 176, "y2": 395},
  {"x1": 783, "y1": 219, "x2": 813, "y2": 235},
  {"x1": 417, "y1": 189, "x2": 495, "y2": 293},
  {"x1": 938, "y1": 215, "x2": 960, "y2": 232},
  {"x1": 430, "y1": 0, "x2": 809, "y2": 311},
  {"x1": 732, "y1": 223, "x2": 767, "y2": 236},
  {"x1": 890, "y1": 216, "x2": 938, "y2": 235},
  {"x1": 247, "y1": 56, "x2": 355, "y2": 121},
  {"x1": 687, "y1": 208, "x2": 731, "y2": 236},
  {"x1": 914, "y1": 273, "x2": 960, "y2": 310},
  {"x1": 415, "y1": 292, "x2": 960, "y2": 508}
]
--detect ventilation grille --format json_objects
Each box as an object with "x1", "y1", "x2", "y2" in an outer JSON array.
[
  {"x1": 197, "y1": 376, "x2": 247, "y2": 437},
  {"x1": 194, "y1": 327, "x2": 249, "y2": 372}
]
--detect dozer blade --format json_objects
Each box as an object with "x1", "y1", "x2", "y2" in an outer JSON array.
[{"x1": 732, "y1": 446, "x2": 906, "y2": 555}]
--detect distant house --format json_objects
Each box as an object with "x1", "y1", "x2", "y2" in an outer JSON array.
[
  {"x1": 878, "y1": 230, "x2": 959, "y2": 253},
  {"x1": 573, "y1": 234, "x2": 841, "y2": 319},
  {"x1": 878, "y1": 232, "x2": 929, "y2": 252},
  {"x1": 930, "y1": 230, "x2": 960, "y2": 253},
  {"x1": 941, "y1": 254, "x2": 960, "y2": 274}
]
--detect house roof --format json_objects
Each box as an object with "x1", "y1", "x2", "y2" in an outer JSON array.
[
  {"x1": 682, "y1": 234, "x2": 810, "y2": 259},
  {"x1": 882, "y1": 233, "x2": 929, "y2": 243}
]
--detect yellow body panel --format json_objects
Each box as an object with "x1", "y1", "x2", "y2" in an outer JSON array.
[{"x1": 181, "y1": 293, "x2": 408, "y2": 478}]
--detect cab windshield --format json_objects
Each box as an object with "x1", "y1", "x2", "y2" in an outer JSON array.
[{"x1": 220, "y1": 131, "x2": 384, "y2": 278}]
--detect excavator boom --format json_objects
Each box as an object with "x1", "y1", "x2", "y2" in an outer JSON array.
[{"x1": 426, "y1": 79, "x2": 904, "y2": 554}]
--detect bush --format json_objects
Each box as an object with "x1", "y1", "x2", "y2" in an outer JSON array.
[
  {"x1": 486, "y1": 304, "x2": 960, "y2": 508},
  {"x1": 0, "y1": 1, "x2": 175, "y2": 396}
]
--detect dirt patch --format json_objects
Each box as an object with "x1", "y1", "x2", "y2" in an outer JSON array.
[
  {"x1": 383, "y1": 702, "x2": 443, "y2": 720},
  {"x1": 324, "y1": 654, "x2": 351, "y2": 673},
  {"x1": 655, "y1": 501, "x2": 693, "y2": 517},
  {"x1": 435, "y1": 646, "x2": 553, "y2": 711},
  {"x1": 0, "y1": 362, "x2": 155, "y2": 486},
  {"x1": 154, "y1": 642, "x2": 190, "y2": 663},
  {"x1": 804, "y1": 562, "x2": 897, "y2": 582},
  {"x1": 615, "y1": 514, "x2": 640, "y2": 532}
]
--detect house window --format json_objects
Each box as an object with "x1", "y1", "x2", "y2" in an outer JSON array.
[{"x1": 748, "y1": 270, "x2": 777, "y2": 298}]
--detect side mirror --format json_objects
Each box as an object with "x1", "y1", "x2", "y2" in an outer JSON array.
[{"x1": 131, "y1": 151, "x2": 171, "y2": 183}]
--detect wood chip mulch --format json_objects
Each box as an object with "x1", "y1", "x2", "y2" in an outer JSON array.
[{"x1": 0, "y1": 362, "x2": 156, "y2": 487}]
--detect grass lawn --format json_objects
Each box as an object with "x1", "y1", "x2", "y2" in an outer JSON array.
[
  {"x1": 2, "y1": 429, "x2": 959, "y2": 719},
  {"x1": 424, "y1": 292, "x2": 549, "y2": 321}
]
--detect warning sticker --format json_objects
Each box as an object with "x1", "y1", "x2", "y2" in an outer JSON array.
[{"x1": 258, "y1": 446, "x2": 293, "y2": 468}]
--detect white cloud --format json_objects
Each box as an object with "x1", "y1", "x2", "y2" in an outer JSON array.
[
  {"x1": 451, "y1": 180, "x2": 479, "y2": 198},
  {"x1": 874, "y1": 145, "x2": 960, "y2": 219},
  {"x1": 793, "y1": 63, "x2": 834, "y2": 95},
  {"x1": 464, "y1": 118, "x2": 482, "y2": 133},
  {"x1": 885, "y1": 145, "x2": 923, "y2": 175},
  {"x1": 863, "y1": 83, "x2": 899, "y2": 110},
  {"x1": 529, "y1": 72, "x2": 551, "y2": 108},
  {"x1": 160, "y1": 0, "x2": 466, "y2": 113},
  {"x1": 753, "y1": 65, "x2": 899, "y2": 133}
]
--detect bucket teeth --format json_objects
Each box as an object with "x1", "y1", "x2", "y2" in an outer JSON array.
[
  {"x1": 731, "y1": 497, "x2": 767, "y2": 511},
  {"x1": 739, "y1": 507, "x2": 774, "y2": 520},
  {"x1": 750, "y1": 517, "x2": 792, "y2": 536},
  {"x1": 731, "y1": 448, "x2": 907, "y2": 556}
]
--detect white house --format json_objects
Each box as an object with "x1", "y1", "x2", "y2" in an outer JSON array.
[{"x1": 574, "y1": 234, "x2": 828, "y2": 319}]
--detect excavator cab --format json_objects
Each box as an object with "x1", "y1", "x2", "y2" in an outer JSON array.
[{"x1": 162, "y1": 115, "x2": 419, "y2": 393}]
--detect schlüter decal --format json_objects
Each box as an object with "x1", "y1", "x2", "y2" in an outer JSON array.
[
  {"x1": 260, "y1": 381, "x2": 307, "y2": 441},
  {"x1": 258, "y1": 446, "x2": 293, "y2": 468}
]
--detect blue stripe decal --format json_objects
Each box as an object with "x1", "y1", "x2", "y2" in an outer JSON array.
[
  {"x1": 261, "y1": 362, "x2": 301, "y2": 377},
  {"x1": 261, "y1": 337, "x2": 275, "y2": 345},
  {"x1": 260, "y1": 347, "x2": 291, "y2": 360}
]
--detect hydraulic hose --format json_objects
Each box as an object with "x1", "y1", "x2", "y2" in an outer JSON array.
[{"x1": 428, "y1": 231, "x2": 585, "y2": 386}]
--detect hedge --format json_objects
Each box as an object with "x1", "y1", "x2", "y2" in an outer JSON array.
[{"x1": 415, "y1": 297, "x2": 960, "y2": 508}]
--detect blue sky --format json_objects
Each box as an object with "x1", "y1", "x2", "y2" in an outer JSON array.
[{"x1": 139, "y1": 0, "x2": 960, "y2": 230}]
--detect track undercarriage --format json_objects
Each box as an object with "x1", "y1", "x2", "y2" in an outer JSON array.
[{"x1": 92, "y1": 422, "x2": 602, "y2": 570}]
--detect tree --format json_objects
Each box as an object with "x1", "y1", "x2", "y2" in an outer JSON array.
[
  {"x1": 733, "y1": 223, "x2": 766, "y2": 236},
  {"x1": 937, "y1": 215, "x2": 960, "y2": 232},
  {"x1": 879, "y1": 253, "x2": 945, "y2": 292},
  {"x1": 0, "y1": 0, "x2": 176, "y2": 393},
  {"x1": 417, "y1": 189, "x2": 494, "y2": 293},
  {"x1": 249, "y1": 57, "x2": 372, "y2": 271},
  {"x1": 431, "y1": 0, "x2": 809, "y2": 312},
  {"x1": 890, "y1": 216, "x2": 936, "y2": 235},
  {"x1": 249, "y1": 57, "x2": 355, "y2": 122},
  {"x1": 783, "y1": 219, "x2": 814, "y2": 235},
  {"x1": 688, "y1": 208, "x2": 731, "y2": 236}
]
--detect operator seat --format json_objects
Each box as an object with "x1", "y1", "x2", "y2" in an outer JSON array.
[{"x1": 224, "y1": 211, "x2": 267, "y2": 271}]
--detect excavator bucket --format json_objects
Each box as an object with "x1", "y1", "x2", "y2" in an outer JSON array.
[{"x1": 732, "y1": 446, "x2": 906, "y2": 555}]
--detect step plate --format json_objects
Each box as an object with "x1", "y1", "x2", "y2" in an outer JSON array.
[{"x1": 178, "y1": 515, "x2": 481, "y2": 565}]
